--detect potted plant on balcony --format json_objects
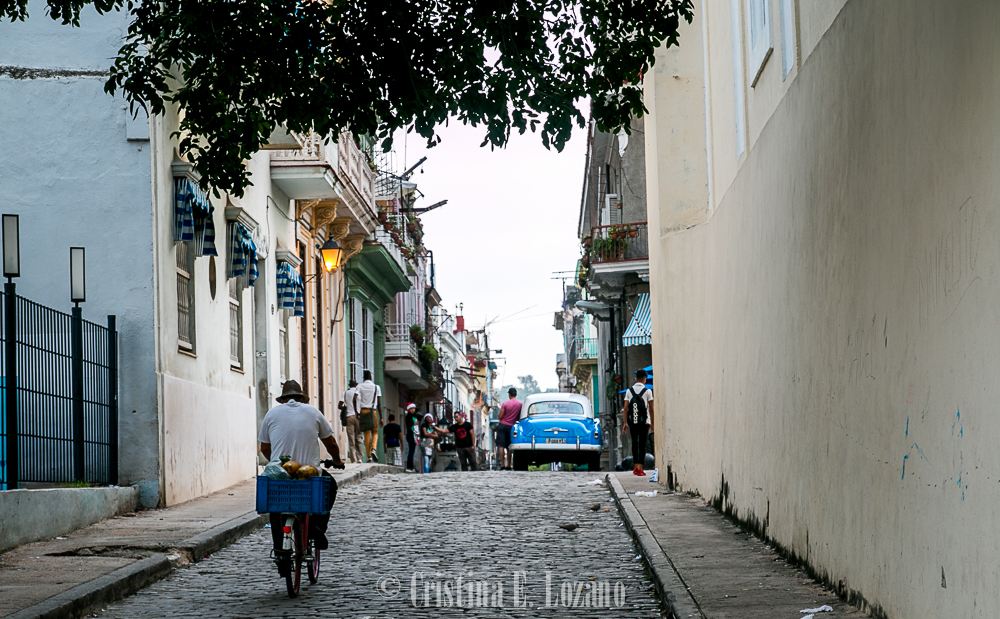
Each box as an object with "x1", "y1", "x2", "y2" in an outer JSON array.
[
  {"x1": 410, "y1": 324, "x2": 426, "y2": 345},
  {"x1": 418, "y1": 343, "x2": 439, "y2": 374},
  {"x1": 582, "y1": 234, "x2": 592, "y2": 248},
  {"x1": 377, "y1": 212, "x2": 387, "y2": 223},
  {"x1": 594, "y1": 235, "x2": 628, "y2": 261},
  {"x1": 383, "y1": 222, "x2": 393, "y2": 232},
  {"x1": 627, "y1": 226, "x2": 637, "y2": 238}
]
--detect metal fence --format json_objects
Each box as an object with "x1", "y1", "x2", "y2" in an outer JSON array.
[{"x1": 0, "y1": 287, "x2": 118, "y2": 490}]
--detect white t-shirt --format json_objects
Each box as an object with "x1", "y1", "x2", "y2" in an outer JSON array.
[
  {"x1": 628, "y1": 383, "x2": 653, "y2": 406},
  {"x1": 342, "y1": 387, "x2": 358, "y2": 417},
  {"x1": 258, "y1": 401, "x2": 334, "y2": 467},
  {"x1": 356, "y1": 380, "x2": 381, "y2": 410},
  {"x1": 626, "y1": 383, "x2": 653, "y2": 424}
]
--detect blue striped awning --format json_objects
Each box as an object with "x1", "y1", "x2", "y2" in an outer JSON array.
[{"x1": 622, "y1": 293, "x2": 651, "y2": 347}]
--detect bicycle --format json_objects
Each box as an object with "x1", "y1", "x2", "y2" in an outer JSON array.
[{"x1": 258, "y1": 458, "x2": 344, "y2": 597}]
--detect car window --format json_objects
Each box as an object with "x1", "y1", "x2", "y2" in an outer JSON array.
[{"x1": 527, "y1": 401, "x2": 585, "y2": 416}]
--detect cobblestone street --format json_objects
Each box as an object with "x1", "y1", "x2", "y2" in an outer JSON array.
[{"x1": 98, "y1": 472, "x2": 663, "y2": 619}]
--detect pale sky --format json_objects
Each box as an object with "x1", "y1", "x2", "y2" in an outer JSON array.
[{"x1": 397, "y1": 123, "x2": 586, "y2": 392}]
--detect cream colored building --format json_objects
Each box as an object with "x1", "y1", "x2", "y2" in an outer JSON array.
[{"x1": 644, "y1": 1, "x2": 1000, "y2": 616}]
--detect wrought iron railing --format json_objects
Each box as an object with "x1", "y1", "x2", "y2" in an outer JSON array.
[
  {"x1": 590, "y1": 222, "x2": 648, "y2": 264},
  {"x1": 0, "y1": 290, "x2": 118, "y2": 489}
]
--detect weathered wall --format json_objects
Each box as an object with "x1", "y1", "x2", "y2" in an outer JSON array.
[
  {"x1": 160, "y1": 374, "x2": 257, "y2": 506},
  {"x1": 0, "y1": 4, "x2": 159, "y2": 505},
  {"x1": 648, "y1": 1, "x2": 1000, "y2": 617}
]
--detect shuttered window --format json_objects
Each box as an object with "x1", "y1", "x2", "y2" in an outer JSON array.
[
  {"x1": 176, "y1": 242, "x2": 195, "y2": 350},
  {"x1": 229, "y1": 277, "x2": 242, "y2": 367},
  {"x1": 779, "y1": 0, "x2": 797, "y2": 79},
  {"x1": 745, "y1": 0, "x2": 773, "y2": 87}
]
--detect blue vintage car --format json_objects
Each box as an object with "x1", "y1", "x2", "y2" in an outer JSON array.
[{"x1": 509, "y1": 393, "x2": 602, "y2": 470}]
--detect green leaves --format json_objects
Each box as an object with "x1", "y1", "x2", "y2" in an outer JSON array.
[{"x1": 9, "y1": 0, "x2": 693, "y2": 196}]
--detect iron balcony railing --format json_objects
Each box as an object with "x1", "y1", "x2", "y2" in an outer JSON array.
[
  {"x1": 590, "y1": 222, "x2": 648, "y2": 264},
  {"x1": 569, "y1": 337, "x2": 599, "y2": 369}
]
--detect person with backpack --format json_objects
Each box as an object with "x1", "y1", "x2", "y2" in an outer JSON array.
[{"x1": 621, "y1": 369, "x2": 654, "y2": 476}]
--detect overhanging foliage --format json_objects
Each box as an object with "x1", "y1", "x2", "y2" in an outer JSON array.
[{"x1": 3, "y1": 0, "x2": 694, "y2": 195}]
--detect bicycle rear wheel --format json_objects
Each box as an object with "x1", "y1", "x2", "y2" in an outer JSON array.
[
  {"x1": 308, "y1": 541, "x2": 320, "y2": 584},
  {"x1": 285, "y1": 515, "x2": 306, "y2": 597}
]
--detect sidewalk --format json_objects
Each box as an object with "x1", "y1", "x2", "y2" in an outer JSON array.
[
  {"x1": 0, "y1": 463, "x2": 399, "y2": 619},
  {"x1": 608, "y1": 473, "x2": 856, "y2": 619}
]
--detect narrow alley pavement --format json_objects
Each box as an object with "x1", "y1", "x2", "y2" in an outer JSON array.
[{"x1": 97, "y1": 472, "x2": 663, "y2": 619}]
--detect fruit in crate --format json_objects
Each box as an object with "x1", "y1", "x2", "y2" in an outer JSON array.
[
  {"x1": 281, "y1": 460, "x2": 301, "y2": 477},
  {"x1": 297, "y1": 465, "x2": 320, "y2": 479}
]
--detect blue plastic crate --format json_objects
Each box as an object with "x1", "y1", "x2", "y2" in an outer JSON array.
[{"x1": 256, "y1": 475, "x2": 330, "y2": 514}]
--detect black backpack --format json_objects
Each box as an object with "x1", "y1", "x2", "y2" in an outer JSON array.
[{"x1": 628, "y1": 386, "x2": 649, "y2": 426}]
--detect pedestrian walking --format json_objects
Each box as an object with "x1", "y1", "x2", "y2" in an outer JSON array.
[
  {"x1": 448, "y1": 412, "x2": 478, "y2": 471},
  {"x1": 338, "y1": 379, "x2": 362, "y2": 463},
  {"x1": 353, "y1": 370, "x2": 382, "y2": 462},
  {"x1": 495, "y1": 387, "x2": 521, "y2": 470},
  {"x1": 383, "y1": 414, "x2": 403, "y2": 467},
  {"x1": 622, "y1": 369, "x2": 654, "y2": 476},
  {"x1": 404, "y1": 403, "x2": 420, "y2": 472}
]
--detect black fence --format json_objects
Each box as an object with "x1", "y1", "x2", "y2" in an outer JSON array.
[{"x1": 0, "y1": 285, "x2": 118, "y2": 489}]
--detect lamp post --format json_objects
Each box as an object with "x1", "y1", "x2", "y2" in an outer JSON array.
[
  {"x1": 70, "y1": 247, "x2": 86, "y2": 305},
  {"x1": 1, "y1": 215, "x2": 17, "y2": 489},
  {"x1": 70, "y1": 247, "x2": 85, "y2": 481},
  {"x1": 319, "y1": 237, "x2": 343, "y2": 272}
]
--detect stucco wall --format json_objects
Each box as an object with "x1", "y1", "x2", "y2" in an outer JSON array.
[
  {"x1": 0, "y1": 5, "x2": 159, "y2": 505},
  {"x1": 160, "y1": 374, "x2": 257, "y2": 505},
  {"x1": 648, "y1": 1, "x2": 1000, "y2": 616}
]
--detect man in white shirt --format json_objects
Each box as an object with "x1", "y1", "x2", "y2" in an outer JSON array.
[
  {"x1": 621, "y1": 369, "x2": 654, "y2": 477},
  {"x1": 352, "y1": 370, "x2": 382, "y2": 462},
  {"x1": 259, "y1": 380, "x2": 345, "y2": 550},
  {"x1": 338, "y1": 379, "x2": 362, "y2": 463}
]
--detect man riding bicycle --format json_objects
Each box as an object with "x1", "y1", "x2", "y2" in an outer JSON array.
[{"x1": 259, "y1": 380, "x2": 345, "y2": 552}]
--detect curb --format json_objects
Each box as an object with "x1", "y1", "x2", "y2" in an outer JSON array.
[
  {"x1": 606, "y1": 474, "x2": 703, "y2": 619},
  {"x1": 8, "y1": 464, "x2": 398, "y2": 619},
  {"x1": 4, "y1": 556, "x2": 172, "y2": 619}
]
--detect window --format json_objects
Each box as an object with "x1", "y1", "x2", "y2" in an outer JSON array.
[
  {"x1": 362, "y1": 306, "x2": 374, "y2": 373},
  {"x1": 745, "y1": 0, "x2": 773, "y2": 87},
  {"x1": 349, "y1": 297, "x2": 363, "y2": 382},
  {"x1": 779, "y1": 0, "x2": 797, "y2": 79},
  {"x1": 176, "y1": 242, "x2": 196, "y2": 350},
  {"x1": 279, "y1": 313, "x2": 289, "y2": 383},
  {"x1": 229, "y1": 277, "x2": 243, "y2": 368},
  {"x1": 527, "y1": 401, "x2": 585, "y2": 416},
  {"x1": 731, "y1": 0, "x2": 747, "y2": 156}
]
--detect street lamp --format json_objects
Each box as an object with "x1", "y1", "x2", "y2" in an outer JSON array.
[
  {"x1": 70, "y1": 247, "x2": 85, "y2": 305},
  {"x1": 3, "y1": 214, "x2": 20, "y2": 279},
  {"x1": 320, "y1": 236, "x2": 343, "y2": 272}
]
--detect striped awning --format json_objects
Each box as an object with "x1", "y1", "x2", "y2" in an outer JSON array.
[{"x1": 622, "y1": 293, "x2": 652, "y2": 347}]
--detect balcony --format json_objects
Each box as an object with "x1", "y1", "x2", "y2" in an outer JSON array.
[
  {"x1": 270, "y1": 131, "x2": 375, "y2": 208},
  {"x1": 569, "y1": 337, "x2": 598, "y2": 378},
  {"x1": 384, "y1": 323, "x2": 429, "y2": 389},
  {"x1": 584, "y1": 222, "x2": 649, "y2": 300},
  {"x1": 590, "y1": 222, "x2": 648, "y2": 264}
]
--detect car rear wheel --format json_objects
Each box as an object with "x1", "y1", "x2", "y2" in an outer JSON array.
[
  {"x1": 512, "y1": 453, "x2": 530, "y2": 471},
  {"x1": 586, "y1": 453, "x2": 601, "y2": 471}
]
